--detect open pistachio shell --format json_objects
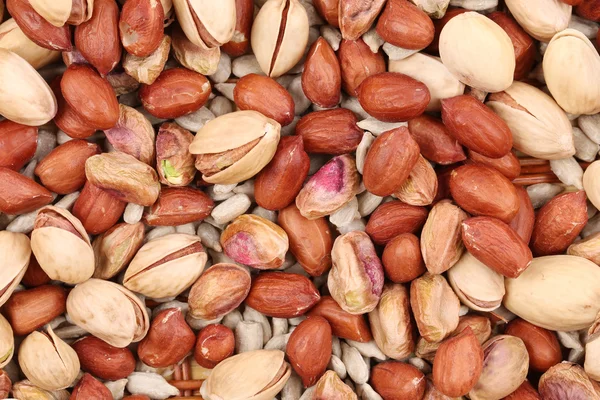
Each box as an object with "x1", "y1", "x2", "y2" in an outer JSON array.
[
  {"x1": 173, "y1": 0, "x2": 235, "y2": 49},
  {"x1": 0, "y1": 231, "x2": 30, "y2": 307},
  {"x1": 0, "y1": 314, "x2": 13, "y2": 368},
  {"x1": 66, "y1": 279, "x2": 150, "y2": 348},
  {"x1": 124, "y1": 233, "x2": 207, "y2": 298}
]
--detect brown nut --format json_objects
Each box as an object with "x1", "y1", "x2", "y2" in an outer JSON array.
[
  {"x1": 370, "y1": 362, "x2": 426, "y2": 400},
  {"x1": 194, "y1": 324, "x2": 235, "y2": 369},
  {"x1": 255, "y1": 136, "x2": 310, "y2": 211},
  {"x1": 0, "y1": 167, "x2": 53, "y2": 214},
  {"x1": 358, "y1": 72, "x2": 430, "y2": 122},
  {"x1": 338, "y1": 0, "x2": 386, "y2": 40},
  {"x1": 407, "y1": 115, "x2": 466, "y2": 165},
  {"x1": 51, "y1": 76, "x2": 96, "y2": 139},
  {"x1": 0, "y1": 371, "x2": 9, "y2": 399},
  {"x1": 21, "y1": 255, "x2": 51, "y2": 288},
  {"x1": 72, "y1": 336, "x2": 136, "y2": 381},
  {"x1": 34, "y1": 139, "x2": 101, "y2": 194},
  {"x1": 221, "y1": 0, "x2": 254, "y2": 56},
  {"x1": 70, "y1": 373, "x2": 113, "y2": 400},
  {"x1": 286, "y1": 316, "x2": 332, "y2": 387},
  {"x1": 302, "y1": 37, "x2": 341, "y2": 108},
  {"x1": 503, "y1": 380, "x2": 541, "y2": 400},
  {"x1": 156, "y1": 122, "x2": 196, "y2": 186},
  {"x1": 0, "y1": 120, "x2": 37, "y2": 171},
  {"x1": 221, "y1": 214, "x2": 289, "y2": 270},
  {"x1": 328, "y1": 231, "x2": 384, "y2": 315},
  {"x1": 3, "y1": 285, "x2": 66, "y2": 336},
  {"x1": 188, "y1": 263, "x2": 251, "y2": 320},
  {"x1": 119, "y1": 0, "x2": 164, "y2": 57},
  {"x1": 338, "y1": 38, "x2": 386, "y2": 96},
  {"x1": 138, "y1": 308, "x2": 195, "y2": 368},
  {"x1": 139, "y1": 67, "x2": 211, "y2": 119},
  {"x1": 234, "y1": 74, "x2": 295, "y2": 126},
  {"x1": 307, "y1": 295, "x2": 372, "y2": 342},
  {"x1": 365, "y1": 200, "x2": 428, "y2": 245},
  {"x1": 144, "y1": 187, "x2": 214, "y2": 226},
  {"x1": 313, "y1": 0, "x2": 339, "y2": 27},
  {"x1": 509, "y1": 186, "x2": 535, "y2": 244},
  {"x1": 93, "y1": 222, "x2": 145, "y2": 280},
  {"x1": 505, "y1": 318, "x2": 562, "y2": 373},
  {"x1": 539, "y1": 362, "x2": 600, "y2": 400},
  {"x1": 295, "y1": 108, "x2": 363, "y2": 155},
  {"x1": 382, "y1": 233, "x2": 426, "y2": 283},
  {"x1": 245, "y1": 271, "x2": 321, "y2": 318},
  {"x1": 466, "y1": 149, "x2": 521, "y2": 181},
  {"x1": 376, "y1": 0, "x2": 434, "y2": 50},
  {"x1": 72, "y1": 181, "x2": 126, "y2": 235},
  {"x1": 104, "y1": 104, "x2": 156, "y2": 165},
  {"x1": 278, "y1": 203, "x2": 333, "y2": 277}
]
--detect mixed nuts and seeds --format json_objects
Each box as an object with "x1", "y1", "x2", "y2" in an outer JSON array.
[{"x1": 2, "y1": 0, "x2": 600, "y2": 399}]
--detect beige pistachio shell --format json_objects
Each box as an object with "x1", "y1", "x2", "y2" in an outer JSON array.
[
  {"x1": 18, "y1": 327, "x2": 80, "y2": 391},
  {"x1": 584, "y1": 161, "x2": 600, "y2": 211},
  {"x1": 29, "y1": 0, "x2": 72, "y2": 26},
  {"x1": 93, "y1": 222, "x2": 145, "y2": 280},
  {"x1": 31, "y1": 206, "x2": 94, "y2": 285},
  {"x1": 314, "y1": 370, "x2": 358, "y2": 399},
  {"x1": 389, "y1": 53, "x2": 465, "y2": 112},
  {"x1": 12, "y1": 380, "x2": 71, "y2": 400},
  {"x1": 505, "y1": 0, "x2": 571, "y2": 41},
  {"x1": 189, "y1": 110, "x2": 281, "y2": 184},
  {"x1": 0, "y1": 314, "x2": 13, "y2": 368},
  {"x1": 0, "y1": 19, "x2": 60, "y2": 69},
  {"x1": 251, "y1": 0, "x2": 309, "y2": 78},
  {"x1": 174, "y1": 0, "x2": 235, "y2": 49},
  {"x1": 66, "y1": 279, "x2": 150, "y2": 348},
  {"x1": 486, "y1": 80, "x2": 575, "y2": 160},
  {"x1": 0, "y1": 231, "x2": 30, "y2": 307},
  {"x1": 439, "y1": 12, "x2": 514, "y2": 93},
  {"x1": 504, "y1": 255, "x2": 600, "y2": 331},
  {"x1": 0, "y1": 48, "x2": 57, "y2": 126},
  {"x1": 124, "y1": 233, "x2": 207, "y2": 298},
  {"x1": 543, "y1": 29, "x2": 600, "y2": 115},
  {"x1": 204, "y1": 350, "x2": 291, "y2": 400},
  {"x1": 448, "y1": 252, "x2": 505, "y2": 312}
]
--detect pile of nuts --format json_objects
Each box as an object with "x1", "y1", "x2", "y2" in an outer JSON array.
[{"x1": 4, "y1": 0, "x2": 600, "y2": 399}]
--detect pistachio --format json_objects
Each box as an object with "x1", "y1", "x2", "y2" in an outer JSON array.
[
  {"x1": 103, "y1": 105, "x2": 156, "y2": 165},
  {"x1": 410, "y1": 272, "x2": 460, "y2": 342},
  {"x1": 543, "y1": 29, "x2": 600, "y2": 115},
  {"x1": 92, "y1": 221, "x2": 145, "y2": 280},
  {"x1": 368, "y1": 283, "x2": 415, "y2": 360},
  {"x1": 124, "y1": 233, "x2": 208, "y2": 298},
  {"x1": 539, "y1": 362, "x2": 600, "y2": 400},
  {"x1": 12, "y1": 380, "x2": 70, "y2": 400},
  {"x1": 202, "y1": 349, "x2": 291, "y2": 400},
  {"x1": 0, "y1": 231, "x2": 30, "y2": 307},
  {"x1": 18, "y1": 327, "x2": 80, "y2": 391},
  {"x1": 0, "y1": 314, "x2": 13, "y2": 368},
  {"x1": 85, "y1": 152, "x2": 161, "y2": 206},
  {"x1": 486, "y1": 81, "x2": 575, "y2": 160},
  {"x1": 220, "y1": 214, "x2": 289, "y2": 270},
  {"x1": 447, "y1": 252, "x2": 505, "y2": 312},
  {"x1": 173, "y1": 0, "x2": 235, "y2": 49},
  {"x1": 411, "y1": 0, "x2": 450, "y2": 18},
  {"x1": 313, "y1": 370, "x2": 358, "y2": 400},
  {"x1": 0, "y1": 19, "x2": 60, "y2": 69},
  {"x1": 339, "y1": 0, "x2": 386, "y2": 41},
  {"x1": 28, "y1": 0, "x2": 92, "y2": 26},
  {"x1": 328, "y1": 231, "x2": 384, "y2": 315},
  {"x1": 585, "y1": 161, "x2": 600, "y2": 211},
  {"x1": 171, "y1": 24, "x2": 220, "y2": 75},
  {"x1": 505, "y1": 0, "x2": 571, "y2": 41},
  {"x1": 31, "y1": 206, "x2": 94, "y2": 284},
  {"x1": 189, "y1": 110, "x2": 281, "y2": 184},
  {"x1": 155, "y1": 122, "x2": 196, "y2": 186},
  {"x1": 122, "y1": 35, "x2": 171, "y2": 85},
  {"x1": 0, "y1": 49, "x2": 57, "y2": 126},
  {"x1": 251, "y1": 0, "x2": 309, "y2": 77},
  {"x1": 439, "y1": 11, "x2": 515, "y2": 92},
  {"x1": 393, "y1": 154, "x2": 438, "y2": 206},
  {"x1": 504, "y1": 255, "x2": 600, "y2": 331},
  {"x1": 66, "y1": 278, "x2": 150, "y2": 347},
  {"x1": 296, "y1": 154, "x2": 360, "y2": 219},
  {"x1": 585, "y1": 322, "x2": 600, "y2": 380},
  {"x1": 568, "y1": 231, "x2": 600, "y2": 264}
]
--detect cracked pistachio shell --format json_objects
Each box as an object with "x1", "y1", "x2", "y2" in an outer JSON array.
[
  {"x1": 486, "y1": 81, "x2": 575, "y2": 160},
  {"x1": 0, "y1": 231, "x2": 30, "y2": 307},
  {"x1": 31, "y1": 206, "x2": 94, "y2": 285},
  {"x1": 439, "y1": 12, "x2": 515, "y2": 92},
  {"x1": 251, "y1": 0, "x2": 309, "y2": 78},
  {"x1": 505, "y1": 0, "x2": 570, "y2": 42},
  {"x1": 504, "y1": 255, "x2": 600, "y2": 331},
  {"x1": 189, "y1": 110, "x2": 281, "y2": 184},
  {"x1": 448, "y1": 252, "x2": 505, "y2": 312},
  {"x1": 0, "y1": 49, "x2": 57, "y2": 126},
  {"x1": 543, "y1": 29, "x2": 600, "y2": 115},
  {"x1": 0, "y1": 314, "x2": 13, "y2": 368},
  {"x1": 0, "y1": 19, "x2": 60, "y2": 69},
  {"x1": 92, "y1": 221, "x2": 145, "y2": 280},
  {"x1": 173, "y1": 0, "x2": 235, "y2": 49},
  {"x1": 29, "y1": 0, "x2": 93, "y2": 26},
  {"x1": 124, "y1": 233, "x2": 207, "y2": 298},
  {"x1": 369, "y1": 283, "x2": 415, "y2": 360},
  {"x1": 221, "y1": 214, "x2": 289, "y2": 270},
  {"x1": 18, "y1": 327, "x2": 80, "y2": 391},
  {"x1": 204, "y1": 349, "x2": 291, "y2": 400},
  {"x1": 66, "y1": 278, "x2": 150, "y2": 348},
  {"x1": 328, "y1": 231, "x2": 384, "y2": 315}
]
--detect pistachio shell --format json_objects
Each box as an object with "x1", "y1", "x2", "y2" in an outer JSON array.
[
  {"x1": 124, "y1": 233, "x2": 207, "y2": 298},
  {"x1": 0, "y1": 49, "x2": 57, "y2": 126},
  {"x1": 28, "y1": 0, "x2": 72, "y2": 26},
  {"x1": 543, "y1": 29, "x2": 600, "y2": 115},
  {"x1": 447, "y1": 252, "x2": 505, "y2": 312},
  {"x1": 12, "y1": 380, "x2": 71, "y2": 400},
  {"x1": 486, "y1": 81, "x2": 575, "y2": 160},
  {"x1": 31, "y1": 206, "x2": 94, "y2": 285},
  {"x1": 439, "y1": 12, "x2": 514, "y2": 92},
  {"x1": 584, "y1": 161, "x2": 600, "y2": 211},
  {"x1": 505, "y1": 0, "x2": 571, "y2": 41},
  {"x1": 504, "y1": 255, "x2": 600, "y2": 331},
  {"x1": 0, "y1": 19, "x2": 60, "y2": 69},
  {"x1": 173, "y1": 0, "x2": 235, "y2": 49},
  {"x1": 0, "y1": 231, "x2": 30, "y2": 307},
  {"x1": 66, "y1": 279, "x2": 150, "y2": 348},
  {"x1": 0, "y1": 314, "x2": 13, "y2": 368},
  {"x1": 92, "y1": 221, "x2": 145, "y2": 280},
  {"x1": 204, "y1": 349, "x2": 291, "y2": 400},
  {"x1": 18, "y1": 327, "x2": 80, "y2": 391}
]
